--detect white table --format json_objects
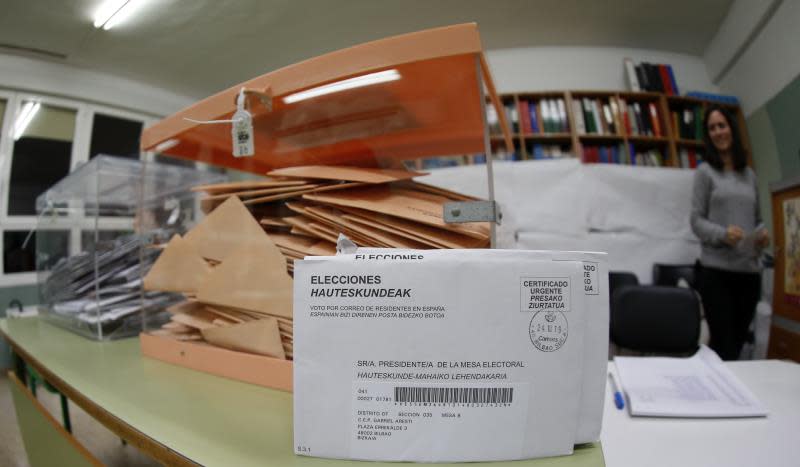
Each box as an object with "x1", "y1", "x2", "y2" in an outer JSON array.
[{"x1": 601, "y1": 360, "x2": 800, "y2": 467}]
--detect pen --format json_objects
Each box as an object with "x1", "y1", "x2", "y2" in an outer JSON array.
[{"x1": 608, "y1": 371, "x2": 625, "y2": 410}]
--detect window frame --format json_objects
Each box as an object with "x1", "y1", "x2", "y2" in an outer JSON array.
[{"x1": 0, "y1": 91, "x2": 154, "y2": 287}]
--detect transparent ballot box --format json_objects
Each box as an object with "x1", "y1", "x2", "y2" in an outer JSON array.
[{"x1": 36, "y1": 155, "x2": 225, "y2": 340}]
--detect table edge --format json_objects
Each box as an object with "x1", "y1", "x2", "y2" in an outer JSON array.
[{"x1": 1, "y1": 324, "x2": 199, "y2": 467}]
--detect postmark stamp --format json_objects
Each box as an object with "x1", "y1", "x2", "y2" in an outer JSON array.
[{"x1": 529, "y1": 311, "x2": 568, "y2": 352}]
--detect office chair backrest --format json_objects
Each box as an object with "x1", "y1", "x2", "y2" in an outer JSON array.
[
  {"x1": 653, "y1": 263, "x2": 696, "y2": 289},
  {"x1": 609, "y1": 271, "x2": 639, "y2": 300},
  {"x1": 610, "y1": 285, "x2": 700, "y2": 354}
]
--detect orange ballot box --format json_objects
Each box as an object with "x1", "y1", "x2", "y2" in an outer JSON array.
[{"x1": 138, "y1": 23, "x2": 511, "y2": 393}]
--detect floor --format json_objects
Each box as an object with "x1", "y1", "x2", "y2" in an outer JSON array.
[{"x1": 0, "y1": 371, "x2": 160, "y2": 467}]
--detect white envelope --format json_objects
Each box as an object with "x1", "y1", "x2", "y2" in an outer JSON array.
[
  {"x1": 294, "y1": 249, "x2": 605, "y2": 462},
  {"x1": 347, "y1": 248, "x2": 610, "y2": 445}
]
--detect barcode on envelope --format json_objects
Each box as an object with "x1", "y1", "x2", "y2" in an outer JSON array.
[{"x1": 393, "y1": 387, "x2": 513, "y2": 404}]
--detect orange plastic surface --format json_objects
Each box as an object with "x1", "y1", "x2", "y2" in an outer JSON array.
[
  {"x1": 140, "y1": 332, "x2": 293, "y2": 392},
  {"x1": 141, "y1": 23, "x2": 511, "y2": 174}
]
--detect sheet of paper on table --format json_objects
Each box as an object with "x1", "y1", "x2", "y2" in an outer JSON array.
[{"x1": 614, "y1": 345, "x2": 768, "y2": 418}]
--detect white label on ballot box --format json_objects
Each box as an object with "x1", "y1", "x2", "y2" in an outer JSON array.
[
  {"x1": 294, "y1": 250, "x2": 596, "y2": 462},
  {"x1": 352, "y1": 381, "x2": 529, "y2": 460}
]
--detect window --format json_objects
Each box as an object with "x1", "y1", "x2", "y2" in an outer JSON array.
[
  {"x1": 0, "y1": 92, "x2": 155, "y2": 286},
  {"x1": 7, "y1": 102, "x2": 76, "y2": 216},
  {"x1": 89, "y1": 113, "x2": 143, "y2": 160},
  {"x1": 3, "y1": 230, "x2": 69, "y2": 274}
]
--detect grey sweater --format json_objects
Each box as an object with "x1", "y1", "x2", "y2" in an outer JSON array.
[{"x1": 690, "y1": 163, "x2": 761, "y2": 273}]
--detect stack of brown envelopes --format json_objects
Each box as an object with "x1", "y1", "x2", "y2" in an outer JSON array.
[
  {"x1": 192, "y1": 166, "x2": 490, "y2": 273},
  {"x1": 143, "y1": 196, "x2": 293, "y2": 360},
  {"x1": 144, "y1": 166, "x2": 487, "y2": 360}
]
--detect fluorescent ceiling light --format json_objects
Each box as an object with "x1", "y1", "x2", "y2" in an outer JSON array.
[
  {"x1": 13, "y1": 102, "x2": 41, "y2": 141},
  {"x1": 93, "y1": 0, "x2": 142, "y2": 30},
  {"x1": 283, "y1": 69, "x2": 401, "y2": 104}
]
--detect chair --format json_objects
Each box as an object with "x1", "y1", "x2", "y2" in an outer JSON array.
[
  {"x1": 653, "y1": 263, "x2": 697, "y2": 289},
  {"x1": 609, "y1": 271, "x2": 639, "y2": 301},
  {"x1": 610, "y1": 285, "x2": 701, "y2": 354}
]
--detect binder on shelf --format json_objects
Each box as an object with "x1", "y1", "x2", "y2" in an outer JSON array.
[
  {"x1": 528, "y1": 100, "x2": 540, "y2": 133},
  {"x1": 666, "y1": 65, "x2": 679, "y2": 95},
  {"x1": 591, "y1": 99, "x2": 604, "y2": 135},
  {"x1": 582, "y1": 98, "x2": 596, "y2": 134},
  {"x1": 648, "y1": 102, "x2": 662, "y2": 137},
  {"x1": 572, "y1": 99, "x2": 586, "y2": 135},
  {"x1": 557, "y1": 99, "x2": 568, "y2": 133},
  {"x1": 602, "y1": 104, "x2": 614, "y2": 135},
  {"x1": 624, "y1": 58, "x2": 641, "y2": 92},
  {"x1": 519, "y1": 100, "x2": 532, "y2": 134},
  {"x1": 635, "y1": 64, "x2": 650, "y2": 91},
  {"x1": 658, "y1": 65, "x2": 673, "y2": 95}
]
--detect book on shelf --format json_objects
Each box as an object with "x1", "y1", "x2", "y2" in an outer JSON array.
[
  {"x1": 503, "y1": 100, "x2": 519, "y2": 133},
  {"x1": 540, "y1": 100, "x2": 551, "y2": 133},
  {"x1": 591, "y1": 99, "x2": 604, "y2": 134},
  {"x1": 572, "y1": 99, "x2": 586, "y2": 135},
  {"x1": 685, "y1": 91, "x2": 739, "y2": 105},
  {"x1": 528, "y1": 100, "x2": 540, "y2": 133},
  {"x1": 624, "y1": 58, "x2": 640, "y2": 92},
  {"x1": 486, "y1": 105, "x2": 500, "y2": 134},
  {"x1": 678, "y1": 147, "x2": 703, "y2": 169},
  {"x1": 626, "y1": 60, "x2": 679, "y2": 95},
  {"x1": 530, "y1": 143, "x2": 569, "y2": 160},
  {"x1": 602, "y1": 103, "x2": 615, "y2": 134},
  {"x1": 556, "y1": 99, "x2": 568, "y2": 133},
  {"x1": 519, "y1": 100, "x2": 532, "y2": 134},
  {"x1": 648, "y1": 102, "x2": 662, "y2": 137},
  {"x1": 670, "y1": 106, "x2": 704, "y2": 140},
  {"x1": 583, "y1": 143, "x2": 665, "y2": 167}
]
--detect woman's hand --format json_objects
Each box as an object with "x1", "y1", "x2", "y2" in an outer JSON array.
[
  {"x1": 756, "y1": 228, "x2": 770, "y2": 249},
  {"x1": 725, "y1": 225, "x2": 744, "y2": 246}
]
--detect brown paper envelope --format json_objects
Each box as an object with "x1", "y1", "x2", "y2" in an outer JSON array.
[
  {"x1": 203, "y1": 184, "x2": 320, "y2": 201},
  {"x1": 267, "y1": 165, "x2": 427, "y2": 184},
  {"x1": 197, "y1": 238, "x2": 293, "y2": 319},
  {"x1": 339, "y1": 208, "x2": 487, "y2": 248},
  {"x1": 201, "y1": 318, "x2": 286, "y2": 359},
  {"x1": 243, "y1": 182, "x2": 365, "y2": 206},
  {"x1": 283, "y1": 217, "x2": 337, "y2": 243},
  {"x1": 341, "y1": 213, "x2": 445, "y2": 248},
  {"x1": 183, "y1": 196, "x2": 268, "y2": 262},
  {"x1": 167, "y1": 300, "x2": 204, "y2": 315},
  {"x1": 304, "y1": 205, "x2": 429, "y2": 249},
  {"x1": 398, "y1": 180, "x2": 480, "y2": 202},
  {"x1": 171, "y1": 312, "x2": 218, "y2": 330},
  {"x1": 268, "y1": 232, "x2": 336, "y2": 256},
  {"x1": 143, "y1": 235, "x2": 212, "y2": 293},
  {"x1": 203, "y1": 306, "x2": 247, "y2": 323},
  {"x1": 303, "y1": 186, "x2": 489, "y2": 239},
  {"x1": 260, "y1": 217, "x2": 292, "y2": 227},
  {"x1": 192, "y1": 179, "x2": 309, "y2": 193}
]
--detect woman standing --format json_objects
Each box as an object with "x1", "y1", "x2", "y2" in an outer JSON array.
[{"x1": 690, "y1": 105, "x2": 768, "y2": 360}]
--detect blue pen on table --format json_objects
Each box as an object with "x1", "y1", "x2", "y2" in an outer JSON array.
[{"x1": 608, "y1": 371, "x2": 625, "y2": 410}]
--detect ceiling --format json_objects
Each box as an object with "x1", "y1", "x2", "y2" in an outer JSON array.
[{"x1": 0, "y1": 0, "x2": 733, "y2": 100}]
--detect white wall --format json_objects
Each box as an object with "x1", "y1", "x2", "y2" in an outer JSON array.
[
  {"x1": 703, "y1": 0, "x2": 778, "y2": 83},
  {"x1": 714, "y1": 0, "x2": 800, "y2": 115},
  {"x1": 0, "y1": 53, "x2": 194, "y2": 117},
  {"x1": 486, "y1": 46, "x2": 719, "y2": 94}
]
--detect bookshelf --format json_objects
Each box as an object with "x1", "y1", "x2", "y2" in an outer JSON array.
[{"x1": 471, "y1": 90, "x2": 750, "y2": 170}]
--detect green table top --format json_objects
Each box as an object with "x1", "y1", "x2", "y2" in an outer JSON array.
[{"x1": 1, "y1": 318, "x2": 603, "y2": 467}]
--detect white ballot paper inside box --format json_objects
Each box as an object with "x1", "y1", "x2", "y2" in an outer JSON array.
[{"x1": 293, "y1": 249, "x2": 608, "y2": 462}]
